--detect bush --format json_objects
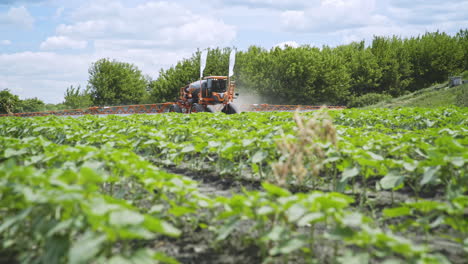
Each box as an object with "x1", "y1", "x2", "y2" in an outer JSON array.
[
  {"x1": 348, "y1": 93, "x2": 392, "y2": 108},
  {"x1": 18, "y1": 98, "x2": 45, "y2": 113},
  {"x1": 455, "y1": 85, "x2": 468, "y2": 107}
]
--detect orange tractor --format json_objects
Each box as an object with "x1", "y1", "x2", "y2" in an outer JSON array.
[{"x1": 168, "y1": 75, "x2": 239, "y2": 114}]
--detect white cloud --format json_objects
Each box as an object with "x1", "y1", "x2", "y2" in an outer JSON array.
[
  {"x1": 280, "y1": 11, "x2": 307, "y2": 31},
  {"x1": 1, "y1": 40, "x2": 12, "y2": 45},
  {"x1": 51, "y1": 0, "x2": 237, "y2": 78},
  {"x1": 280, "y1": 0, "x2": 382, "y2": 32},
  {"x1": 54, "y1": 7, "x2": 64, "y2": 19},
  {"x1": 333, "y1": 0, "x2": 468, "y2": 45},
  {"x1": 387, "y1": 1, "x2": 468, "y2": 25},
  {"x1": 219, "y1": 0, "x2": 312, "y2": 9},
  {"x1": 0, "y1": 51, "x2": 91, "y2": 103},
  {"x1": 56, "y1": 1, "x2": 236, "y2": 48},
  {"x1": 277, "y1": 0, "x2": 468, "y2": 38},
  {"x1": 0, "y1": 6, "x2": 34, "y2": 29},
  {"x1": 40, "y1": 36, "x2": 87, "y2": 50}
]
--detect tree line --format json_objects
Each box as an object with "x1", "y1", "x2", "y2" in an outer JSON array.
[
  {"x1": 153, "y1": 29, "x2": 467, "y2": 106},
  {"x1": 1, "y1": 29, "x2": 467, "y2": 114}
]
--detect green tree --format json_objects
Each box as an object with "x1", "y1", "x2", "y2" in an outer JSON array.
[
  {"x1": 236, "y1": 45, "x2": 350, "y2": 105},
  {"x1": 18, "y1": 97, "x2": 45, "y2": 113},
  {"x1": 234, "y1": 45, "x2": 268, "y2": 100},
  {"x1": 64, "y1": 85, "x2": 93, "y2": 109},
  {"x1": 317, "y1": 47, "x2": 352, "y2": 104},
  {"x1": 204, "y1": 47, "x2": 232, "y2": 76},
  {"x1": 406, "y1": 31, "x2": 464, "y2": 89},
  {"x1": 371, "y1": 36, "x2": 413, "y2": 96},
  {"x1": 0, "y1": 89, "x2": 21, "y2": 114},
  {"x1": 335, "y1": 41, "x2": 382, "y2": 96},
  {"x1": 44, "y1": 103, "x2": 66, "y2": 111},
  {"x1": 88, "y1": 58, "x2": 148, "y2": 106},
  {"x1": 456, "y1": 29, "x2": 468, "y2": 70}
]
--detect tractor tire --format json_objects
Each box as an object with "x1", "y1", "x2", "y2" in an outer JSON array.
[
  {"x1": 190, "y1": 103, "x2": 205, "y2": 113},
  {"x1": 205, "y1": 106, "x2": 214, "y2": 113},
  {"x1": 222, "y1": 103, "x2": 239, "y2": 114},
  {"x1": 169, "y1": 104, "x2": 182, "y2": 113}
]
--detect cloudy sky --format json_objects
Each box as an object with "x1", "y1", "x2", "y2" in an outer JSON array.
[{"x1": 1, "y1": 0, "x2": 467, "y2": 103}]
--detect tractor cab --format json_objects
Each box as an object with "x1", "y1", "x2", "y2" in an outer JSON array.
[{"x1": 204, "y1": 76, "x2": 227, "y2": 93}]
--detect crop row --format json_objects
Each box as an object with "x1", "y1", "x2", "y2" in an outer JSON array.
[
  {"x1": 0, "y1": 134, "x2": 457, "y2": 263},
  {"x1": 0, "y1": 107, "x2": 466, "y2": 199}
]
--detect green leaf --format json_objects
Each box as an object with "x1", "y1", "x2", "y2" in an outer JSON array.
[
  {"x1": 159, "y1": 221, "x2": 181, "y2": 237},
  {"x1": 341, "y1": 167, "x2": 359, "y2": 181},
  {"x1": 421, "y1": 166, "x2": 440, "y2": 186},
  {"x1": 337, "y1": 251, "x2": 369, "y2": 264},
  {"x1": 24, "y1": 154, "x2": 45, "y2": 165},
  {"x1": 381, "y1": 259, "x2": 403, "y2": 264},
  {"x1": 181, "y1": 145, "x2": 195, "y2": 153},
  {"x1": 380, "y1": 171, "x2": 404, "y2": 190},
  {"x1": 343, "y1": 213, "x2": 363, "y2": 227},
  {"x1": 463, "y1": 238, "x2": 468, "y2": 253},
  {"x1": 208, "y1": 141, "x2": 221, "y2": 147},
  {"x1": 403, "y1": 161, "x2": 417, "y2": 172},
  {"x1": 251, "y1": 150, "x2": 267, "y2": 163},
  {"x1": 168, "y1": 205, "x2": 194, "y2": 217},
  {"x1": 297, "y1": 212, "x2": 324, "y2": 226},
  {"x1": 264, "y1": 225, "x2": 284, "y2": 241},
  {"x1": 429, "y1": 216, "x2": 444, "y2": 228},
  {"x1": 127, "y1": 249, "x2": 156, "y2": 264},
  {"x1": 143, "y1": 139, "x2": 157, "y2": 145},
  {"x1": 88, "y1": 198, "x2": 121, "y2": 216},
  {"x1": 0, "y1": 207, "x2": 32, "y2": 232},
  {"x1": 216, "y1": 217, "x2": 239, "y2": 241},
  {"x1": 277, "y1": 238, "x2": 307, "y2": 254},
  {"x1": 257, "y1": 205, "x2": 274, "y2": 216},
  {"x1": 383, "y1": 207, "x2": 411, "y2": 218},
  {"x1": 287, "y1": 204, "x2": 306, "y2": 222},
  {"x1": 153, "y1": 252, "x2": 180, "y2": 264},
  {"x1": 47, "y1": 219, "x2": 74, "y2": 236},
  {"x1": 242, "y1": 139, "x2": 255, "y2": 147},
  {"x1": 324, "y1": 156, "x2": 340, "y2": 163},
  {"x1": 328, "y1": 226, "x2": 355, "y2": 240},
  {"x1": 69, "y1": 231, "x2": 106, "y2": 264},
  {"x1": 261, "y1": 182, "x2": 291, "y2": 197},
  {"x1": 149, "y1": 204, "x2": 165, "y2": 213},
  {"x1": 448, "y1": 156, "x2": 464, "y2": 167},
  {"x1": 107, "y1": 256, "x2": 130, "y2": 264},
  {"x1": 144, "y1": 217, "x2": 180, "y2": 237},
  {"x1": 3, "y1": 148, "x2": 27, "y2": 158},
  {"x1": 367, "y1": 151, "x2": 384, "y2": 161},
  {"x1": 109, "y1": 210, "x2": 145, "y2": 226},
  {"x1": 79, "y1": 167, "x2": 104, "y2": 184}
]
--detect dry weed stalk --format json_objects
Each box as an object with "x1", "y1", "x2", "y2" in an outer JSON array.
[{"x1": 272, "y1": 108, "x2": 337, "y2": 187}]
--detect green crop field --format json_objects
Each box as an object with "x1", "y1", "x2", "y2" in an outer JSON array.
[{"x1": 0, "y1": 107, "x2": 467, "y2": 264}]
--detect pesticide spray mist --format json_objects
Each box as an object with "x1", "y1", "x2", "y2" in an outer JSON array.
[{"x1": 234, "y1": 88, "x2": 268, "y2": 112}]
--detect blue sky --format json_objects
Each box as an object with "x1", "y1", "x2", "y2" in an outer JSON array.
[{"x1": 1, "y1": 0, "x2": 467, "y2": 103}]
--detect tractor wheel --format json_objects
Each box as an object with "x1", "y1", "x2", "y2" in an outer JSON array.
[
  {"x1": 190, "y1": 103, "x2": 205, "y2": 113},
  {"x1": 205, "y1": 106, "x2": 214, "y2": 113},
  {"x1": 222, "y1": 103, "x2": 239, "y2": 114},
  {"x1": 169, "y1": 104, "x2": 182, "y2": 113}
]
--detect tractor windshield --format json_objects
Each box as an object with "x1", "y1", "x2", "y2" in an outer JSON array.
[
  {"x1": 189, "y1": 80, "x2": 206, "y2": 89},
  {"x1": 207, "y1": 79, "x2": 227, "y2": 93}
]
